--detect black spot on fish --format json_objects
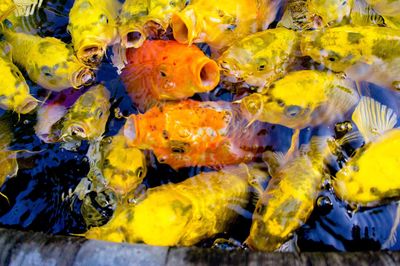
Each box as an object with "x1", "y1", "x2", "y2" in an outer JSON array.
[
  {"x1": 162, "y1": 130, "x2": 169, "y2": 140},
  {"x1": 347, "y1": 32, "x2": 363, "y2": 44}
]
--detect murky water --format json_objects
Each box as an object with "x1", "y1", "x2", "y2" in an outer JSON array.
[{"x1": 0, "y1": 0, "x2": 400, "y2": 251}]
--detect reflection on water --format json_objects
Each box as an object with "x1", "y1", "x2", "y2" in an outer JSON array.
[{"x1": 0, "y1": 0, "x2": 399, "y2": 251}]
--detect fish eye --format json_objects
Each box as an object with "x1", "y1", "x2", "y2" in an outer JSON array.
[
  {"x1": 284, "y1": 105, "x2": 303, "y2": 118},
  {"x1": 99, "y1": 14, "x2": 109, "y2": 24},
  {"x1": 135, "y1": 167, "x2": 144, "y2": 178},
  {"x1": 41, "y1": 66, "x2": 53, "y2": 77},
  {"x1": 276, "y1": 99, "x2": 285, "y2": 107},
  {"x1": 257, "y1": 64, "x2": 265, "y2": 71},
  {"x1": 326, "y1": 51, "x2": 340, "y2": 62},
  {"x1": 160, "y1": 71, "x2": 167, "y2": 77},
  {"x1": 96, "y1": 108, "x2": 104, "y2": 118}
]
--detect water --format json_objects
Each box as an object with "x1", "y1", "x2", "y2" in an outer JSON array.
[{"x1": 0, "y1": 0, "x2": 399, "y2": 251}]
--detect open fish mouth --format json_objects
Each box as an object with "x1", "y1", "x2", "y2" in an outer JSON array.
[
  {"x1": 193, "y1": 58, "x2": 220, "y2": 91},
  {"x1": 63, "y1": 123, "x2": 89, "y2": 140},
  {"x1": 121, "y1": 28, "x2": 146, "y2": 49},
  {"x1": 72, "y1": 67, "x2": 95, "y2": 88},
  {"x1": 78, "y1": 44, "x2": 106, "y2": 68},
  {"x1": 15, "y1": 97, "x2": 38, "y2": 114}
]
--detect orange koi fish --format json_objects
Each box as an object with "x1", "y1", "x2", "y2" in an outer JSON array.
[
  {"x1": 123, "y1": 100, "x2": 268, "y2": 169},
  {"x1": 121, "y1": 40, "x2": 220, "y2": 111}
]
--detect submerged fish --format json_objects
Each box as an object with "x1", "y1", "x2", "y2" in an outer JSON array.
[
  {"x1": 0, "y1": 0, "x2": 15, "y2": 22},
  {"x1": 2, "y1": 30, "x2": 94, "y2": 91},
  {"x1": 218, "y1": 28, "x2": 299, "y2": 89},
  {"x1": 333, "y1": 97, "x2": 400, "y2": 206},
  {"x1": 171, "y1": 0, "x2": 281, "y2": 56},
  {"x1": 301, "y1": 26, "x2": 400, "y2": 91},
  {"x1": 68, "y1": 0, "x2": 121, "y2": 67},
  {"x1": 0, "y1": 41, "x2": 38, "y2": 114},
  {"x1": 119, "y1": 0, "x2": 188, "y2": 48},
  {"x1": 121, "y1": 40, "x2": 220, "y2": 111},
  {"x1": 99, "y1": 135, "x2": 147, "y2": 195},
  {"x1": 85, "y1": 164, "x2": 267, "y2": 246},
  {"x1": 240, "y1": 70, "x2": 358, "y2": 155},
  {"x1": 278, "y1": 0, "x2": 353, "y2": 30},
  {"x1": 124, "y1": 100, "x2": 268, "y2": 169},
  {"x1": 246, "y1": 136, "x2": 330, "y2": 251},
  {"x1": 58, "y1": 84, "x2": 111, "y2": 142},
  {"x1": 0, "y1": 117, "x2": 18, "y2": 188}
]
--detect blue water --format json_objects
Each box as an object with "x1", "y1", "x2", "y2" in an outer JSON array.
[{"x1": 0, "y1": 0, "x2": 399, "y2": 251}]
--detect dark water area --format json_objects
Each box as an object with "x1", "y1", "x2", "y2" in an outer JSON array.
[{"x1": 0, "y1": 0, "x2": 399, "y2": 252}]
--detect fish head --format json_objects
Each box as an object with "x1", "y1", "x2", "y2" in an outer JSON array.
[
  {"x1": 102, "y1": 136, "x2": 147, "y2": 194},
  {"x1": 61, "y1": 84, "x2": 110, "y2": 141},
  {"x1": 240, "y1": 92, "x2": 312, "y2": 129},
  {"x1": 0, "y1": 59, "x2": 38, "y2": 114},
  {"x1": 301, "y1": 27, "x2": 364, "y2": 72},
  {"x1": 68, "y1": 0, "x2": 117, "y2": 67},
  {"x1": 29, "y1": 40, "x2": 95, "y2": 91}
]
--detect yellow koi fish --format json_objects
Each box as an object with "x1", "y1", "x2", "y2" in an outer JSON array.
[
  {"x1": 301, "y1": 26, "x2": 400, "y2": 91},
  {"x1": 99, "y1": 135, "x2": 147, "y2": 195},
  {"x1": 240, "y1": 70, "x2": 358, "y2": 155},
  {"x1": 333, "y1": 97, "x2": 400, "y2": 206},
  {"x1": 2, "y1": 30, "x2": 94, "y2": 91},
  {"x1": 85, "y1": 164, "x2": 267, "y2": 246},
  {"x1": 68, "y1": 0, "x2": 121, "y2": 67},
  {"x1": 218, "y1": 28, "x2": 299, "y2": 88},
  {"x1": 0, "y1": 41, "x2": 38, "y2": 114},
  {"x1": 171, "y1": 0, "x2": 281, "y2": 56},
  {"x1": 59, "y1": 84, "x2": 110, "y2": 142},
  {"x1": 246, "y1": 137, "x2": 330, "y2": 251},
  {"x1": 119, "y1": 0, "x2": 187, "y2": 48}
]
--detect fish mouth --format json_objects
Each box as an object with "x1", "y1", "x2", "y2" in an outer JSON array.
[
  {"x1": 171, "y1": 9, "x2": 197, "y2": 45},
  {"x1": 121, "y1": 27, "x2": 146, "y2": 48},
  {"x1": 15, "y1": 96, "x2": 38, "y2": 114},
  {"x1": 193, "y1": 58, "x2": 220, "y2": 92},
  {"x1": 77, "y1": 42, "x2": 106, "y2": 68},
  {"x1": 72, "y1": 67, "x2": 95, "y2": 88}
]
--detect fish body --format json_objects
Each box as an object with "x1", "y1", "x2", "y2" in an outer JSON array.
[
  {"x1": 100, "y1": 135, "x2": 147, "y2": 195},
  {"x1": 218, "y1": 28, "x2": 299, "y2": 88},
  {"x1": 301, "y1": 26, "x2": 400, "y2": 90},
  {"x1": 0, "y1": 117, "x2": 18, "y2": 186},
  {"x1": 279, "y1": 0, "x2": 353, "y2": 30},
  {"x1": 119, "y1": 0, "x2": 187, "y2": 48},
  {"x1": 171, "y1": 0, "x2": 280, "y2": 55},
  {"x1": 121, "y1": 40, "x2": 220, "y2": 111},
  {"x1": 247, "y1": 137, "x2": 329, "y2": 251},
  {"x1": 0, "y1": 41, "x2": 38, "y2": 114},
  {"x1": 2, "y1": 30, "x2": 94, "y2": 91},
  {"x1": 333, "y1": 97, "x2": 400, "y2": 206},
  {"x1": 13, "y1": 0, "x2": 43, "y2": 17},
  {"x1": 59, "y1": 84, "x2": 111, "y2": 142},
  {"x1": 240, "y1": 70, "x2": 358, "y2": 129},
  {"x1": 86, "y1": 164, "x2": 265, "y2": 246},
  {"x1": 124, "y1": 100, "x2": 267, "y2": 169},
  {"x1": 68, "y1": 0, "x2": 121, "y2": 67},
  {"x1": 0, "y1": 0, "x2": 15, "y2": 22}
]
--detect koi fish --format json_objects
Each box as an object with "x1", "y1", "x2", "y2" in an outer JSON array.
[
  {"x1": 124, "y1": 100, "x2": 268, "y2": 169},
  {"x1": 119, "y1": 0, "x2": 188, "y2": 48},
  {"x1": 218, "y1": 28, "x2": 299, "y2": 89},
  {"x1": 0, "y1": 0, "x2": 15, "y2": 22},
  {"x1": 171, "y1": 0, "x2": 281, "y2": 56},
  {"x1": 301, "y1": 26, "x2": 400, "y2": 91},
  {"x1": 85, "y1": 164, "x2": 267, "y2": 246},
  {"x1": 333, "y1": 97, "x2": 400, "y2": 206},
  {"x1": 2, "y1": 29, "x2": 94, "y2": 91},
  {"x1": 246, "y1": 136, "x2": 330, "y2": 251},
  {"x1": 121, "y1": 40, "x2": 220, "y2": 111},
  {"x1": 68, "y1": 0, "x2": 121, "y2": 67},
  {"x1": 240, "y1": 70, "x2": 358, "y2": 156},
  {"x1": 0, "y1": 41, "x2": 38, "y2": 114}
]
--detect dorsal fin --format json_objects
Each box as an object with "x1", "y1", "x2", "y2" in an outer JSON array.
[
  {"x1": 14, "y1": 0, "x2": 43, "y2": 17},
  {"x1": 352, "y1": 97, "x2": 397, "y2": 142}
]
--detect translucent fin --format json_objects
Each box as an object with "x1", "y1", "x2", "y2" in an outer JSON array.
[
  {"x1": 262, "y1": 151, "x2": 285, "y2": 176},
  {"x1": 285, "y1": 128, "x2": 300, "y2": 161},
  {"x1": 110, "y1": 43, "x2": 127, "y2": 74},
  {"x1": 14, "y1": 0, "x2": 43, "y2": 17},
  {"x1": 338, "y1": 131, "x2": 363, "y2": 146},
  {"x1": 352, "y1": 97, "x2": 397, "y2": 143},
  {"x1": 328, "y1": 79, "x2": 360, "y2": 115},
  {"x1": 382, "y1": 202, "x2": 400, "y2": 249},
  {"x1": 351, "y1": 0, "x2": 386, "y2": 26},
  {"x1": 308, "y1": 136, "x2": 330, "y2": 163}
]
